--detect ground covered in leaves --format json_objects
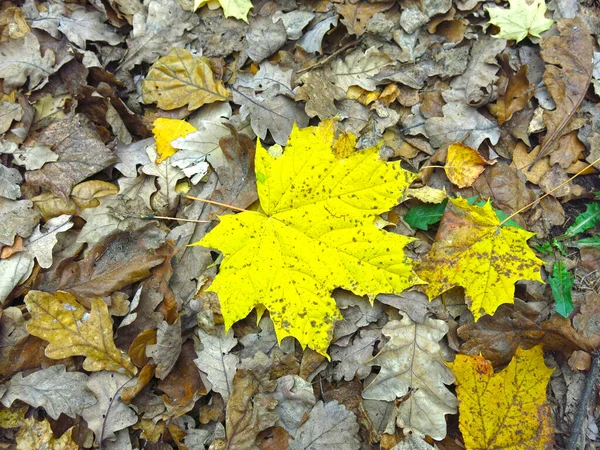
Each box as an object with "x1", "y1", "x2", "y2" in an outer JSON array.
[{"x1": 1, "y1": 0, "x2": 600, "y2": 449}]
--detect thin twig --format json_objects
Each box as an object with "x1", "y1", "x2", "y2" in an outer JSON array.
[
  {"x1": 499, "y1": 156, "x2": 600, "y2": 226},
  {"x1": 184, "y1": 194, "x2": 247, "y2": 212},
  {"x1": 566, "y1": 352, "x2": 600, "y2": 450},
  {"x1": 140, "y1": 214, "x2": 212, "y2": 223}
]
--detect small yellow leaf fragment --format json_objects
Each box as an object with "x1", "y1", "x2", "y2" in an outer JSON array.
[
  {"x1": 405, "y1": 186, "x2": 447, "y2": 204},
  {"x1": 195, "y1": 122, "x2": 423, "y2": 356},
  {"x1": 194, "y1": 0, "x2": 253, "y2": 22},
  {"x1": 486, "y1": 0, "x2": 554, "y2": 43},
  {"x1": 17, "y1": 417, "x2": 78, "y2": 450},
  {"x1": 25, "y1": 291, "x2": 137, "y2": 376},
  {"x1": 152, "y1": 118, "x2": 196, "y2": 164},
  {"x1": 445, "y1": 143, "x2": 490, "y2": 188},
  {"x1": 450, "y1": 346, "x2": 554, "y2": 450},
  {"x1": 142, "y1": 48, "x2": 230, "y2": 111},
  {"x1": 417, "y1": 197, "x2": 543, "y2": 321}
]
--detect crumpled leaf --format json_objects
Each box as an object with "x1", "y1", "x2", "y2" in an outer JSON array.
[
  {"x1": 331, "y1": 47, "x2": 392, "y2": 92},
  {"x1": 23, "y1": 214, "x2": 72, "y2": 269},
  {"x1": 196, "y1": 121, "x2": 421, "y2": 355},
  {"x1": 146, "y1": 318, "x2": 182, "y2": 379},
  {"x1": 142, "y1": 48, "x2": 230, "y2": 111},
  {"x1": 486, "y1": 0, "x2": 553, "y2": 43},
  {"x1": 445, "y1": 143, "x2": 490, "y2": 188},
  {"x1": 81, "y1": 372, "x2": 138, "y2": 444},
  {"x1": 489, "y1": 54, "x2": 535, "y2": 125},
  {"x1": 0, "y1": 198, "x2": 40, "y2": 246},
  {"x1": 152, "y1": 118, "x2": 197, "y2": 163},
  {"x1": 336, "y1": 2, "x2": 394, "y2": 36},
  {"x1": 245, "y1": 17, "x2": 287, "y2": 63},
  {"x1": 142, "y1": 145, "x2": 186, "y2": 214},
  {"x1": 295, "y1": 68, "x2": 345, "y2": 120},
  {"x1": 24, "y1": 291, "x2": 137, "y2": 376},
  {"x1": 0, "y1": 100, "x2": 22, "y2": 134},
  {"x1": 297, "y1": 15, "x2": 337, "y2": 54},
  {"x1": 450, "y1": 346, "x2": 554, "y2": 450},
  {"x1": 273, "y1": 375, "x2": 316, "y2": 435},
  {"x1": 289, "y1": 400, "x2": 360, "y2": 450},
  {"x1": 16, "y1": 416, "x2": 78, "y2": 450},
  {"x1": 0, "y1": 141, "x2": 58, "y2": 171},
  {"x1": 194, "y1": 327, "x2": 239, "y2": 402},
  {"x1": 425, "y1": 102, "x2": 500, "y2": 149},
  {"x1": 0, "y1": 254, "x2": 34, "y2": 304},
  {"x1": 0, "y1": 32, "x2": 55, "y2": 92},
  {"x1": 194, "y1": 0, "x2": 253, "y2": 22},
  {"x1": 0, "y1": 365, "x2": 96, "y2": 419},
  {"x1": 0, "y1": 163, "x2": 21, "y2": 200},
  {"x1": 362, "y1": 317, "x2": 457, "y2": 440},
  {"x1": 418, "y1": 197, "x2": 543, "y2": 321},
  {"x1": 331, "y1": 328, "x2": 380, "y2": 382}
]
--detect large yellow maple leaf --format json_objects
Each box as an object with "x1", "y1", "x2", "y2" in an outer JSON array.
[
  {"x1": 417, "y1": 197, "x2": 543, "y2": 321},
  {"x1": 450, "y1": 346, "x2": 554, "y2": 449},
  {"x1": 486, "y1": 0, "x2": 553, "y2": 43},
  {"x1": 195, "y1": 121, "x2": 422, "y2": 355}
]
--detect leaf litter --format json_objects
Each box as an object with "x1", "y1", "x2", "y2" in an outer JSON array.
[{"x1": 1, "y1": 0, "x2": 600, "y2": 448}]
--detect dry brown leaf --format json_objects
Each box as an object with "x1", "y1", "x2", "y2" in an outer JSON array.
[
  {"x1": 336, "y1": 2, "x2": 394, "y2": 36},
  {"x1": 489, "y1": 54, "x2": 534, "y2": 125},
  {"x1": 510, "y1": 143, "x2": 551, "y2": 185},
  {"x1": 25, "y1": 291, "x2": 137, "y2": 376},
  {"x1": 142, "y1": 47, "x2": 230, "y2": 111}
]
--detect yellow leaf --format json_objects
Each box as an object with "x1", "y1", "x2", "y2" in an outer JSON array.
[
  {"x1": 142, "y1": 48, "x2": 230, "y2": 111},
  {"x1": 195, "y1": 121, "x2": 422, "y2": 356},
  {"x1": 417, "y1": 197, "x2": 543, "y2": 321},
  {"x1": 152, "y1": 118, "x2": 197, "y2": 163},
  {"x1": 17, "y1": 417, "x2": 78, "y2": 450},
  {"x1": 194, "y1": 0, "x2": 253, "y2": 22},
  {"x1": 445, "y1": 143, "x2": 490, "y2": 188},
  {"x1": 405, "y1": 186, "x2": 447, "y2": 204},
  {"x1": 25, "y1": 291, "x2": 137, "y2": 376},
  {"x1": 450, "y1": 346, "x2": 554, "y2": 449},
  {"x1": 486, "y1": 0, "x2": 553, "y2": 43}
]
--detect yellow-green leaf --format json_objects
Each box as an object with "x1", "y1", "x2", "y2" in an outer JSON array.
[
  {"x1": 194, "y1": 0, "x2": 253, "y2": 22},
  {"x1": 195, "y1": 121, "x2": 422, "y2": 356},
  {"x1": 152, "y1": 118, "x2": 196, "y2": 163},
  {"x1": 25, "y1": 291, "x2": 137, "y2": 376},
  {"x1": 417, "y1": 197, "x2": 543, "y2": 321},
  {"x1": 486, "y1": 0, "x2": 554, "y2": 43},
  {"x1": 450, "y1": 346, "x2": 554, "y2": 449},
  {"x1": 142, "y1": 48, "x2": 230, "y2": 111}
]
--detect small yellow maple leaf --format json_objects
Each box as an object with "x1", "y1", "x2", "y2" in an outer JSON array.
[
  {"x1": 194, "y1": 0, "x2": 252, "y2": 22},
  {"x1": 417, "y1": 197, "x2": 543, "y2": 321},
  {"x1": 450, "y1": 345, "x2": 554, "y2": 449},
  {"x1": 445, "y1": 143, "x2": 490, "y2": 188},
  {"x1": 25, "y1": 291, "x2": 137, "y2": 376},
  {"x1": 152, "y1": 118, "x2": 196, "y2": 163},
  {"x1": 486, "y1": 0, "x2": 554, "y2": 43},
  {"x1": 142, "y1": 48, "x2": 230, "y2": 111},
  {"x1": 195, "y1": 121, "x2": 423, "y2": 356}
]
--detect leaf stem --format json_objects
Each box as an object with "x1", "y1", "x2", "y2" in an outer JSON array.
[
  {"x1": 498, "y1": 156, "x2": 600, "y2": 227},
  {"x1": 184, "y1": 195, "x2": 247, "y2": 212}
]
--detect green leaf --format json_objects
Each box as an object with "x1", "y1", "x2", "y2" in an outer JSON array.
[
  {"x1": 569, "y1": 236, "x2": 600, "y2": 249},
  {"x1": 405, "y1": 200, "x2": 448, "y2": 231},
  {"x1": 565, "y1": 202, "x2": 600, "y2": 237},
  {"x1": 548, "y1": 261, "x2": 574, "y2": 318}
]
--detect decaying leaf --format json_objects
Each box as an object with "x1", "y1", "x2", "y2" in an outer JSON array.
[
  {"x1": 0, "y1": 365, "x2": 96, "y2": 419},
  {"x1": 486, "y1": 0, "x2": 553, "y2": 43},
  {"x1": 489, "y1": 55, "x2": 534, "y2": 125},
  {"x1": 16, "y1": 416, "x2": 78, "y2": 450},
  {"x1": 146, "y1": 319, "x2": 182, "y2": 379},
  {"x1": 25, "y1": 291, "x2": 137, "y2": 376},
  {"x1": 450, "y1": 346, "x2": 554, "y2": 449},
  {"x1": 196, "y1": 121, "x2": 421, "y2": 355},
  {"x1": 445, "y1": 143, "x2": 490, "y2": 188},
  {"x1": 142, "y1": 48, "x2": 230, "y2": 111},
  {"x1": 418, "y1": 197, "x2": 543, "y2": 321},
  {"x1": 362, "y1": 317, "x2": 457, "y2": 440}
]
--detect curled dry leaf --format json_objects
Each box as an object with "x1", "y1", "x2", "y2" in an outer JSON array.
[
  {"x1": 24, "y1": 291, "x2": 137, "y2": 376},
  {"x1": 445, "y1": 143, "x2": 491, "y2": 188},
  {"x1": 489, "y1": 54, "x2": 534, "y2": 125},
  {"x1": 450, "y1": 346, "x2": 554, "y2": 450},
  {"x1": 142, "y1": 47, "x2": 230, "y2": 111},
  {"x1": 362, "y1": 316, "x2": 457, "y2": 440},
  {"x1": 196, "y1": 121, "x2": 421, "y2": 356},
  {"x1": 418, "y1": 198, "x2": 543, "y2": 321}
]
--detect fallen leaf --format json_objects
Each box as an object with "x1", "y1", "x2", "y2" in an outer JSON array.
[
  {"x1": 331, "y1": 47, "x2": 392, "y2": 92},
  {"x1": 194, "y1": 327, "x2": 239, "y2": 403},
  {"x1": 146, "y1": 319, "x2": 182, "y2": 379},
  {"x1": 152, "y1": 118, "x2": 197, "y2": 163},
  {"x1": 0, "y1": 163, "x2": 21, "y2": 200},
  {"x1": 418, "y1": 197, "x2": 543, "y2": 321},
  {"x1": 81, "y1": 371, "x2": 137, "y2": 444},
  {"x1": 246, "y1": 17, "x2": 287, "y2": 63},
  {"x1": 450, "y1": 346, "x2": 554, "y2": 449},
  {"x1": 295, "y1": 69, "x2": 345, "y2": 120},
  {"x1": 273, "y1": 375, "x2": 316, "y2": 434},
  {"x1": 573, "y1": 292, "x2": 600, "y2": 339},
  {"x1": 297, "y1": 15, "x2": 338, "y2": 54},
  {"x1": 196, "y1": 121, "x2": 421, "y2": 355},
  {"x1": 0, "y1": 365, "x2": 96, "y2": 419},
  {"x1": 489, "y1": 54, "x2": 534, "y2": 125},
  {"x1": 362, "y1": 317, "x2": 457, "y2": 440},
  {"x1": 16, "y1": 416, "x2": 78, "y2": 450},
  {"x1": 549, "y1": 261, "x2": 574, "y2": 318},
  {"x1": 142, "y1": 145, "x2": 187, "y2": 214},
  {"x1": 25, "y1": 291, "x2": 137, "y2": 376},
  {"x1": 289, "y1": 400, "x2": 360, "y2": 450},
  {"x1": 194, "y1": 0, "x2": 253, "y2": 22},
  {"x1": 336, "y1": 2, "x2": 394, "y2": 36},
  {"x1": 486, "y1": 0, "x2": 554, "y2": 43},
  {"x1": 445, "y1": 143, "x2": 490, "y2": 188},
  {"x1": 0, "y1": 141, "x2": 57, "y2": 171},
  {"x1": 565, "y1": 201, "x2": 600, "y2": 237},
  {"x1": 142, "y1": 48, "x2": 230, "y2": 111},
  {"x1": 331, "y1": 328, "x2": 380, "y2": 382},
  {"x1": 24, "y1": 214, "x2": 73, "y2": 269}
]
